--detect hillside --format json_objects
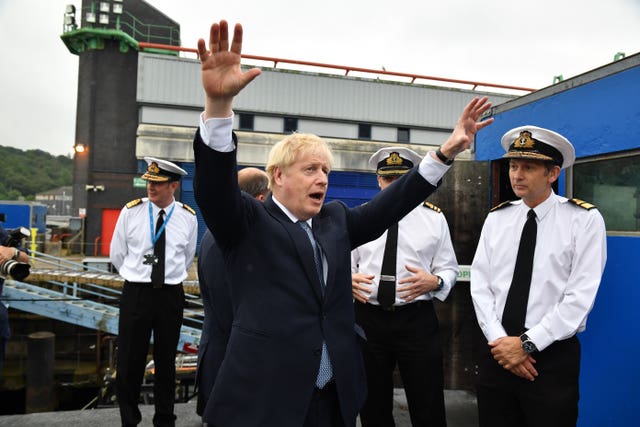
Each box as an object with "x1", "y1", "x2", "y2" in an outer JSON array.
[{"x1": 0, "y1": 145, "x2": 72, "y2": 200}]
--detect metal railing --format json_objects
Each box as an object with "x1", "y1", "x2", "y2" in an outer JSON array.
[
  {"x1": 78, "y1": 5, "x2": 181, "y2": 46},
  {"x1": 3, "y1": 250, "x2": 203, "y2": 352}
]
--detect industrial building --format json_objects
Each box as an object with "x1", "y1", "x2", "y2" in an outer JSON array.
[
  {"x1": 3, "y1": 0, "x2": 635, "y2": 423},
  {"x1": 61, "y1": 0, "x2": 521, "y2": 259}
]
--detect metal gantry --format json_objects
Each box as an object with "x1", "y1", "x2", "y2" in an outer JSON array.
[{"x1": 1, "y1": 251, "x2": 202, "y2": 353}]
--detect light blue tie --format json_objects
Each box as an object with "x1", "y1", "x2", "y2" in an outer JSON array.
[{"x1": 298, "y1": 221, "x2": 334, "y2": 388}]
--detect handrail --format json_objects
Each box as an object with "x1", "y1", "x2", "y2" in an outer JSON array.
[{"x1": 137, "y1": 41, "x2": 536, "y2": 93}]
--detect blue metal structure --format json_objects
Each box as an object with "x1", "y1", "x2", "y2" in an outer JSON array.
[
  {"x1": 475, "y1": 53, "x2": 640, "y2": 427},
  {"x1": 2, "y1": 254, "x2": 202, "y2": 353},
  {"x1": 176, "y1": 159, "x2": 379, "y2": 249},
  {"x1": 0, "y1": 202, "x2": 47, "y2": 234}
]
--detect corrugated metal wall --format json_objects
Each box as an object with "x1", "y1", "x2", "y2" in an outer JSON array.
[{"x1": 137, "y1": 53, "x2": 515, "y2": 130}]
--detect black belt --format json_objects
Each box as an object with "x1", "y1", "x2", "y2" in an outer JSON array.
[
  {"x1": 125, "y1": 280, "x2": 182, "y2": 288},
  {"x1": 357, "y1": 299, "x2": 431, "y2": 312}
]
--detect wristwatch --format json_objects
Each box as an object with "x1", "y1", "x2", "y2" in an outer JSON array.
[
  {"x1": 520, "y1": 333, "x2": 538, "y2": 354},
  {"x1": 435, "y1": 147, "x2": 454, "y2": 165},
  {"x1": 436, "y1": 275, "x2": 444, "y2": 291}
]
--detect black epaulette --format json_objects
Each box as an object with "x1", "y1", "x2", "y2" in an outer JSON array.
[
  {"x1": 125, "y1": 198, "x2": 143, "y2": 209},
  {"x1": 490, "y1": 200, "x2": 515, "y2": 212},
  {"x1": 182, "y1": 203, "x2": 196, "y2": 215},
  {"x1": 422, "y1": 201, "x2": 442, "y2": 213},
  {"x1": 568, "y1": 198, "x2": 596, "y2": 210}
]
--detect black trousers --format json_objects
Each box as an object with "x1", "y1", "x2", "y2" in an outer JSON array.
[
  {"x1": 475, "y1": 335, "x2": 580, "y2": 427},
  {"x1": 116, "y1": 282, "x2": 185, "y2": 427},
  {"x1": 355, "y1": 300, "x2": 446, "y2": 427}
]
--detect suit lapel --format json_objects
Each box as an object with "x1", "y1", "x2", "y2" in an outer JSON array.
[
  {"x1": 264, "y1": 197, "x2": 324, "y2": 303},
  {"x1": 311, "y1": 212, "x2": 336, "y2": 300}
]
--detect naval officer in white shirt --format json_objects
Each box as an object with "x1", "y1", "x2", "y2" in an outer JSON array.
[
  {"x1": 110, "y1": 157, "x2": 197, "y2": 427},
  {"x1": 352, "y1": 146, "x2": 459, "y2": 427},
  {"x1": 471, "y1": 126, "x2": 607, "y2": 427}
]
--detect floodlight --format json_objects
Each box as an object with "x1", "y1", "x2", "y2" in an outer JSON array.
[
  {"x1": 113, "y1": 0, "x2": 123, "y2": 2},
  {"x1": 74, "y1": 144, "x2": 87, "y2": 154},
  {"x1": 99, "y1": 14, "x2": 109, "y2": 25},
  {"x1": 113, "y1": 4, "x2": 123, "y2": 14},
  {"x1": 65, "y1": 4, "x2": 76, "y2": 14},
  {"x1": 86, "y1": 12, "x2": 96, "y2": 23},
  {"x1": 64, "y1": 15, "x2": 75, "y2": 26},
  {"x1": 100, "y1": 2, "x2": 110, "y2": 13}
]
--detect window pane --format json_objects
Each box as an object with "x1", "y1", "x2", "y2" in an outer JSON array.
[
  {"x1": 397, "y1": 127, "x2": 410, "y2": 143},
  {"x1": 573, "y1": 154, "x2": 640, "y2": 232},
  {"x1": 358, "y1": 124, "x2": 371, "y2": 140},
  {"x1": 239, "y1": 114, "x2": 254, "y2": 130},
  {"x1": 284, "y1": 117, "x2": 298, "y2": 133}
]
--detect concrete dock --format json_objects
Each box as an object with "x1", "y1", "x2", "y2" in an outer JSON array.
[{"x1": 0, "y1": 389, "x2": 478, "y2": 426}]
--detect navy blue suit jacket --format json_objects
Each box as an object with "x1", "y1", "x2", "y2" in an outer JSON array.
[
  {"x1": 195, "y1": 229, "x2": 232, "y2": 416},
  {"x1": 194, "y1": 131, "x2": 439, "y2": 427}
]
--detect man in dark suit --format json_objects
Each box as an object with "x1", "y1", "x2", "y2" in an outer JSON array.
[
  {"x1": 193, "y1": 20, "x2": 493, "y2": 427},
  {"x1": 195, "y1": 167, "x2": 269, "y2": 417}
]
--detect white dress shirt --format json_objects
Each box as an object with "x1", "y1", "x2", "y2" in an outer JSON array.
[
  {"x1": 351, "y1": 203, "x2": 459, "y2": 306},
  {"x1": 471, "y1": 192, "x2": 607, "y2": 351},
  {"x1": 110, "y1": 198, "x2": 198, "y2": 284}
]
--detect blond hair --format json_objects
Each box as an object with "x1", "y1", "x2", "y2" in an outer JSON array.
[{"x1": 266, "y1": 133, "x2": 333, "y2": 189}]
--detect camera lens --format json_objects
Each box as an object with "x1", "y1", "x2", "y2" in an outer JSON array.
[{"x1": 0, "y1": 259, "x2": 30, "y2": 281}]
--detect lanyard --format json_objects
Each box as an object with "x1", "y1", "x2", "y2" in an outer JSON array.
[{"x1": 149, "y1": 203, "x2": 175, "y2": 246}]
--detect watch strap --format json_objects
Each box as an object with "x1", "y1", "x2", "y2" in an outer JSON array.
[
  {"x1": 435, "y1": 147, "x2": 454, "y2": 165},
  {"x1": 519, "y1": 333, "x2": 538, "y2": 353}
]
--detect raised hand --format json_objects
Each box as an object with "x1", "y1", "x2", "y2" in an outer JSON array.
[
  {"x1": 439, "y1": 96, "x2": 494, "y2": 159},
  {"x1": 197, "y1": 20, "x2": 262, "y2": 118}
]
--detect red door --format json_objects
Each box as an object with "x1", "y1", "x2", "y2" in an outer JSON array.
[{"x1": 101, "y1": 209, "x2": 121, "y2": 256}]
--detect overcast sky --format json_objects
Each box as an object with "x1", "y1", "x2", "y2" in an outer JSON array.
[{"x1": 1, "y1": 0, "x2": 639, "y2": 156}]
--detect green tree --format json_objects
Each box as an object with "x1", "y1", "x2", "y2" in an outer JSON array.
[{"x1": 0, "y1": 146, "x2": 72, "y2": 200}]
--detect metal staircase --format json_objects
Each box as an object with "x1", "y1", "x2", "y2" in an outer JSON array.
[{"x1": 1, "y1": 251, "x2": 202, "y2": 353}]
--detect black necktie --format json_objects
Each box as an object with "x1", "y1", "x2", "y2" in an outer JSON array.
[
  {"x1": 151, "y1": 209, "x2": 165, "y2": 288},
  {"x1": 502, "y1": 209, "x2": 537, "y2": 335},
  {"x1": 378, "y1": 222, "x2": 398, "y2": 309}
]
